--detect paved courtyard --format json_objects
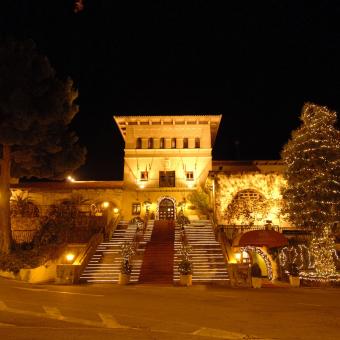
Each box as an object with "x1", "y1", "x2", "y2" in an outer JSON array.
[{"x1": 0, "y1": 278, "x2": 339, "y2": 339}]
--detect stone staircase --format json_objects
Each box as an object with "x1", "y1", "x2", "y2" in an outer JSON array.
[
  {"x1": 138, "y1": 220, "x2": 175, "y2": 284},
  {"x1": 80, "y1": 219, "x2": 228, "y2": 285},
  {"x1": 80, "y1": 221, "x2": 146, "y2": 283},
  {"x1": 174, "y1": 220, "x2": 230, "y2": 284}
]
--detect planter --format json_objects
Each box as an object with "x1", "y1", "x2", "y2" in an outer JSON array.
[
  {"x1": 251, "y1": 277, "x2": 262, "y2": 288},
  {"x1": 179, "y1": 274, "x2": 192, "y2": 286},
  {"x1": 11, "y1": 217, "x2": 40, "y2": 243},
  {"x1": 118, "y1": 272, "x2": 131, "y2": 285},
  {"x1": 289, "y1": 275, "x2": 300, "y2": 287}
]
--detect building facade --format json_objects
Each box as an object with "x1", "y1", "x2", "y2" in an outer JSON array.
[
  {"x1": 11, "y1": 114, "x2": 290, "y2": 233},
  {"x1": 115, "y1": 115, "x2": 222, "y2": 221}
]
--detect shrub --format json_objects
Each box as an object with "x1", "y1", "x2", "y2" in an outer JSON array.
[
  {"x1": 0, "y1": 244, "x2": 65, "y2": 274},
  {"x1": 120, "y1": 259, "x2": 132, "y2": 275},
  {"x1": 290, "y1": 263, "x2": 300, "y2": 277},
  {"x1": 178, "y1": 259, "x2": 193, "y2": 275}
]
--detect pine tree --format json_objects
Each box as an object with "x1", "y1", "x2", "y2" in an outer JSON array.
[
  {"x1": 281, "y1": 103, "x2": 340, "y2": 277},
  {"x1": 0, "y1": 39, "x2": 86, "y2": 254}
]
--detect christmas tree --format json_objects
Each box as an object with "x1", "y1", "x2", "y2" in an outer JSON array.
[{"x1": 281, "y1": 103, "x2": 340, "y2": 279}]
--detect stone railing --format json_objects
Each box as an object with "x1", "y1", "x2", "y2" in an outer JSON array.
[{"x1": 222, "y1": 224, "x2": 282, "y2": 240}]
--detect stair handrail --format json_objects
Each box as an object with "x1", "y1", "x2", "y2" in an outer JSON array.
[
  {"x1": 209, "y1": 214, "x2": 230, "y2": 263},
  {"x1": 104, "y1": 213, "x2": 121, "y2": 242}
]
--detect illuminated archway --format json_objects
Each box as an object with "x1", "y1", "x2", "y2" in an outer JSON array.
[
  {"x1": 156, "y1": 196, "x2": 177, "y2": 220},
  {"x1": 241, "y1": 246, "x2": 274, "y2": 280},
  {"x1": 225, "y1": 189, "x2": 270, "y2": 225}
]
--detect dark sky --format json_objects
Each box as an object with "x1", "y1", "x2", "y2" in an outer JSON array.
[{"x1": 1, "y1": 1, "x2": 340, "y2": 180}]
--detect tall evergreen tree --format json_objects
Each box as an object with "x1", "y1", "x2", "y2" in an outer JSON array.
[
  {"x1": 281, "y1": 103, "x2": 340, "y2": 277},
  {"x1": 0, "y1": 39, "x2": 86, "y2": 254}
]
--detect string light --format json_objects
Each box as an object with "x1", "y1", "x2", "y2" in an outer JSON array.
[
  {"x1": 282, "y1": 102, "x2": 340, "y2": 284},
  {"x1": 241, "y1": 246, "x2": 273, "y2": 280}
]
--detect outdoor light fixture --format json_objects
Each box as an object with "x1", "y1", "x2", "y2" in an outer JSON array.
[
  {"x1": 102, "y1": 201, "x2": 110, "y2": 209},
  {"x1": 67, "y1": 175, "x2": 75, "y2": 182},
  {"x1": 113, "y1": 207, "x2": 119, "y2": 214},
  {"x1": 65, "y1": 253, "x2": 75, "y2": 263},
  {"x1": 235, "y1": 252, "x2": 241, "y2": 263}
]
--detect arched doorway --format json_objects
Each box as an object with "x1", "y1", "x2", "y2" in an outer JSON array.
[{"x1": 158, "y1": 198, "x2": 175, "y2": 220}]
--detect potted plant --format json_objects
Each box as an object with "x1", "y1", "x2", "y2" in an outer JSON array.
[
  {"x1": 289, "y1": 263, "x2": 300, "y2": 287},
  {"x1": 118, "y1": 242, "x2": 135, "y2": 285},
  {"x1": 251, "y1": 263, "x2": 262, "y2": 288},
  {"x1": 119, "y1": 259, "x2": 132, "y2": 285},
  {"x1": 178, "y1": 244, "x2": 193, "y2": 286}
]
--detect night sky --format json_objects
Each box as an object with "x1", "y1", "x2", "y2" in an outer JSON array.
[{"x1": 1, "y1": 1, "x2": 340, "y2": 180}]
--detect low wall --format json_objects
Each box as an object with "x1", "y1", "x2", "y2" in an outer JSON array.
[{"x1": 0, "y1": 261, "x2": 57, "y2": 284}]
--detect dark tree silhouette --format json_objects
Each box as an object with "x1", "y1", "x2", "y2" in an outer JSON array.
[{"x1": 0, "y1": 39, "x2": 86, "y2": 254}]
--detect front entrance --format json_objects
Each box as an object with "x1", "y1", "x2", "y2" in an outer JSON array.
[{"x1": 159, "y1": 198, "x2": 175, "y2": 220}]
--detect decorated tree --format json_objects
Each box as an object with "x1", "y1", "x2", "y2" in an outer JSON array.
[
  {"x1": 281, "y1": 103, "x2": 340, "y2": 278},
  {"x1": 0, "y1": 39, "x2": 86, "y2": 254}
]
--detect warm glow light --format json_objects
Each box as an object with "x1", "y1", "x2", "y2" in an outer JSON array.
[
  {"x1": 102, "y1": 201, "x2": 110, "y2": 209},
  {"x1": 67, "y1": 175, "x2": 76, "y2": 182},
  {"x1": 66, "y1": 253, "x2": 75, "y2": 262},
  {"x1": 187, "y1": 181, "x2": 195, "y2": 188},
  {"x1": 235, "y1": 252, "x2": 241, "y2": 263},
  {"x1": 113, "y1": 207, "x2": 119, "y2": 214},
  {"x1": 139, "y1": 183, "x2": 145, "y2": 189}
]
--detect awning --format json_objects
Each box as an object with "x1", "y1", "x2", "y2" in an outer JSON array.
[{"x1": 238, "y1": 229, "x2": 288, "y2": 248}]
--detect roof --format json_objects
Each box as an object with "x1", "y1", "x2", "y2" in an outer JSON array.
[
  {"x1": 113, "y1": 114, "x2": 222, "y2": 145},
  {"x1": 11, "y1": 181, "x2": 124, "y2": 191},
  {"x1": 237, "y1": 229, "x2": 288, "y2": 248},
  {"x1": 211, "y1": 160, "x2": 286, "y2": 173}
]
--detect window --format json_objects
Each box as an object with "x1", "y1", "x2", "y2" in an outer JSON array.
[
  {"x1": 195, "y1": 138, "x2": 200, "y2": 148},
  {"x1": 136, "y1": 138, "x2": 142, "y2": 149},
  {"x1": 235, "y1": 189, "x2": 263, "y2": 201},
  {"x1": 186, "y1": 171, "x2": 194, "y2": 181},
  {"x1": 148, "y1": 138, "x2": 154, "y2": 149},
  {"x1": 159, "y1": 171, "x2": 175, "y2": 187},
  {"x1": 183, "y1": 138, "x2": 188, "y2": 148},
  {"x1": 171, "y1": 138, "x2": 176, "y2": 149},
  {"x1": 160, "y1": 138, "x2": 165, "y2": 149},
  {"x1": 140, "y1": 171, "x2": 148, "y2": 181},
  {"x1": 132, "y1": 203, "x2": 141, "y2": 215}
]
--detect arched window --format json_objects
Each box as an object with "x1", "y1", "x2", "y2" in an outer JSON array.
[
  {"x1": 235, "y1": 189, "x2": 264, "y2": 201},
  {"x1": 148, "y1": 138, "x2": 154, "y2": 149},
  {"x1": 136, "y1": 138, "x2": 142, "y2": 149}
]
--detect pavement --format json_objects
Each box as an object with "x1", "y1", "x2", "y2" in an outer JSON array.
[{"x1": 0, "y1": 278, "x2": 339, "y2": 339}]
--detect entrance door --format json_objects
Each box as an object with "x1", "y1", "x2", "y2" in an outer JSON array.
[{"x1": 159, "y1": 198, "x2": 175, "y2": 220}]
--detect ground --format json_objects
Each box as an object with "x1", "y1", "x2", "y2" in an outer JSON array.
[{"x1": 0, "y1": 278, "x2": 339, "y2": 339}]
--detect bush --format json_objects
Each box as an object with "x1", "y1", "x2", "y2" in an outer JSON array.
[
  {"x1": 0, "y1": 245, "x2": 65, "y2": 274},
  {"x1": 251, "y1": 263, "x2": 262, "y2": 278},
  {"x1": 120, "y1": 259, "x2": 132, "y2": 275},
  {"x1": 178, "y1": 259, "x2": 193, "y2": 275},
  {"x1": 177, "y1": 213, "x2": 190, "y2": 226},
  {"x1": 290, "y1": 263, "x2": 300, "y2": 276}
]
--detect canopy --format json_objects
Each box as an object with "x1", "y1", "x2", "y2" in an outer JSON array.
[{"x1": 238, "y1": 229, "x2": 288, "y2": 248}]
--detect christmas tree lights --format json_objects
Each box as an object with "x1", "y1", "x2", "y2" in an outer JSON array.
[{"x1": 281, "y1": 103, "x2": 340, "y2": 283}]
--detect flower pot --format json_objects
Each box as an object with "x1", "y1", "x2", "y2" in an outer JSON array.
[
  {"x1": 289, "y1": 275, "x2": 300, "y2": 287},
  {"x1": 179, "y1": 274, "x2": 192, "y2": 286},
  {"x1": 118, "y1": 273, "x2": 131, "y2": 285},
  {"x1": 251, "y1": 277, "x2": 262, "y2": 288}
]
